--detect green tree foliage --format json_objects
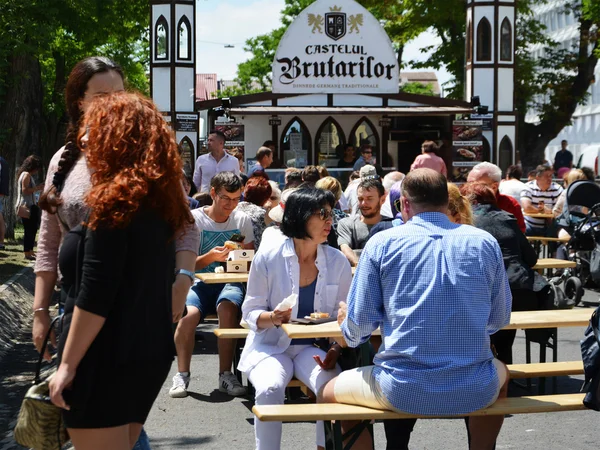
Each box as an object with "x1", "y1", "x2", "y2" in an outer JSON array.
[
  {"x1": 400, "y1": 82, "x2": 436, "y2": 96},
  {"x1": 0, "y1": 0, "x2": 149, "y2": 236}
]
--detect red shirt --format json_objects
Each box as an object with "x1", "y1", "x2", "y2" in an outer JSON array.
[{"x1": 497, "y1": 193, "x2": 526, "y2": 233}]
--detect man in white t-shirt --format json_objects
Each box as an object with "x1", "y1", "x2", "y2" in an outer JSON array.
[
  {"x1": 193, "y1": 130, "x2": 240, "y2": 192},
  {"x1": 171, "y1": 172, "x2": 254, "y2": 399}
]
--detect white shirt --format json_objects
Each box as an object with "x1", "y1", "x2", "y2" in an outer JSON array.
[
  {"x1": 498, "y1": 178, "x2": 526, "y2": 206},
  {"x1": 193, "y1": 152, "x2": 240, "y2": 193},
  {"x1": 238, "y1": 237, "x2": 352, "y2": 373},
  {"x1": 344, "y1": 179, "x2": 360, "y2": 216}
]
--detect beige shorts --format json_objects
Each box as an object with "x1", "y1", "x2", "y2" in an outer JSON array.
[{"x1": 333, "y1": 359, "x2": 508, "y2": 413}]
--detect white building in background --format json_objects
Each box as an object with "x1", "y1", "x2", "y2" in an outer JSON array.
[{"x1": 527, "y1": 0, "x2": 600, "y2": 168}]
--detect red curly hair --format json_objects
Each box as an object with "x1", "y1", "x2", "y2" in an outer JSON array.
[{"x1": 81, "y1": 91, "x2": 193, "y2": 234}]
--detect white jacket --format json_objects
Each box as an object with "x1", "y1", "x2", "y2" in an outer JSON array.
[{"x1": 238, "y1": 237, "x2": 352, "y2": 373}]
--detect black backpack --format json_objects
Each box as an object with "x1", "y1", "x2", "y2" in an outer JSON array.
[
  {"x1": 0, "y1": 156, "x2": 9, "y2": 196},
  {"x1": 580, "y1": 306, "x2": 600, "y2": 410}
]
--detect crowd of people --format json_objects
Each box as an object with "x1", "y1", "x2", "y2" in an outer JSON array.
[{"x1": 12, "y1": 55, "x2": 593, "y2": 450}]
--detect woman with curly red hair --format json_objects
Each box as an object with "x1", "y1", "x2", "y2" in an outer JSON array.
[{"x1": 49, "y1": 91, "x2": 194, "y2": 450}]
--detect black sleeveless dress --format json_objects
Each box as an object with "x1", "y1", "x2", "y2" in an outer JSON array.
[{"x1": 57, "y1": 210, "x2": 176, "y2": 428}]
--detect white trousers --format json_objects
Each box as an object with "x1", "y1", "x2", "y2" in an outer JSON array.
[{"x1": 247, "y1": 345, "x2": 341, "y2": 450}]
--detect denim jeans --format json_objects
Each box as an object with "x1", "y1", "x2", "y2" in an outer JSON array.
[{"x1": 133, "y1": 428, "x2": 151, "y2": 450}]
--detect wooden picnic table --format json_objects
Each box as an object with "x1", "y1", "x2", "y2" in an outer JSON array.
[
  {"x1": 532, "y1": 258, "x2": 576, "y2": 271},
  {"x1": 280, "y1": 308, "x2": 593, "y2": 339},
  {"x1": 524, "y1": 212, "x2": 555, "y2": 219},
  {"x1": 196, "y1": 267, "x2": 358, "y2": 284}
]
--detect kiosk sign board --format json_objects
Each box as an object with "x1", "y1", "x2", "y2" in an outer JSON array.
[
  {"x1": 272, "y1": 0, "x2": 399, "y2": 94},
  {"x1": 451, "y1": 120, "x2": 484, "y2": 182}
]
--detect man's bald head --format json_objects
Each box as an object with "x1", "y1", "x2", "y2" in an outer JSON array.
[{"x1": 401, "y1": 169, "x2": 449, "y2": 211}]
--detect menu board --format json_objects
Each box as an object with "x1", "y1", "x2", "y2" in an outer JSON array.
[
  {"x1": 451, "y1": 120, "x2": 483, "y2": 182},
  {"x1": 215, "y1": 123, "x2": 245, "y2": 159}
]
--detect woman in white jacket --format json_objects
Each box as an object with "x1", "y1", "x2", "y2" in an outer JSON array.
[{"x1": 238, "y1": 187, "x2": 352, "y2": 450}]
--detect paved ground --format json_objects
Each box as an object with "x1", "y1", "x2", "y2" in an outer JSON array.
[{"x1": 1, "y1": 292, "x2": 599, "y2": 450}]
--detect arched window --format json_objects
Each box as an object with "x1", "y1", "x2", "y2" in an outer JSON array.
[
  {"x1": 476, "y1": 17, "x2": 492, "y2": 62},
  {"x1": 466, "y1": 20, "x2": 473, "y2": 62},
  {"x1": 499, "y1": 135, "x2": 513, "y2": 173},
  {"x1": 500, "y1": 18, "x2": 512, "y2": 62},
  {"x1": 178, "y1": 16, "x2": 192, "y2": 61},
  {"x1": 155, "y1": 15, "x2": 169, "y2": 61},
  {"x1": 350, "y1": 117, "x2": 380, "y2": 160},
  {"x1": 315, "y1": 117, "x2": 346, "y2": 167},
  {"x1": 179, "y1": 136, "x2": 194, "y2": 174},
  {"x1": 280, "y1": 117, "x2": 312, "y2": 167}
]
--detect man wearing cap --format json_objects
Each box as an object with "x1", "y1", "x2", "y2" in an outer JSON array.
[
  {"x1": 337, "y1": 178, "x2": 386, "y2": 266},
  {"x1": 347, "y1": 165, "x2": 378, "y2": 216}
]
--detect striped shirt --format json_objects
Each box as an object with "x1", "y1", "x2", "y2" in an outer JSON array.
[
  {"x1": 341, "y1": 213, "x2": 512, "y2": 415},
  {"x1": 520, "y1": 181, "x2": 563, "y2": 227}
]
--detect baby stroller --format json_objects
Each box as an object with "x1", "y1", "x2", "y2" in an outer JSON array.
[{"x1": 556, "y1": 180, "x2": 600, "y2": 305}]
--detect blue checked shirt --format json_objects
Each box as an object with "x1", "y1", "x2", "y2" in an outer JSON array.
[{"x1": 341, "y1": 212, "x2": 512, "y2": 415}]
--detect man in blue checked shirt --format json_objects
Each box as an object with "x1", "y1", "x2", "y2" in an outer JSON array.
[{"x1": 320, "y1": 169, "x2": 512, "y2": 450}]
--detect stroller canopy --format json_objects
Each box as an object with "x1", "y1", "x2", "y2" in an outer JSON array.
[{"x1": 558, "y1": 180, "x2": 600, "y2": 228}]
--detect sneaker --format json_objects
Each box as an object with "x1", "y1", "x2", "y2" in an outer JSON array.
[
  {"x1": 169, "y1": 372, "x2": 190, "y2": 398},
  {"x1": 219, "y1": 371, "x2": 246, "y2": 397}
]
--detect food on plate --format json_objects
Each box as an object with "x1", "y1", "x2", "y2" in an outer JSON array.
[
  {"x1": 309, "y1": 312, "x2": 330, "y2": 320},
  {"x1": 457, "y1": 148, "x2": 476, "y2": 160},
  {"x1": 458, "y1": 127, "x2": 481, "y2": 140},
  {"x1": 224, "y1": 240, "x2": 242, "y2": 250}
]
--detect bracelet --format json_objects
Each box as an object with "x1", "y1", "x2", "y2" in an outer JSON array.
[
  {"x1": 33, "y1": 307, "x2": 49, "y2": 315},
  {"x1": 270, "y1": 312, "x2": 280, "y2": 328}
]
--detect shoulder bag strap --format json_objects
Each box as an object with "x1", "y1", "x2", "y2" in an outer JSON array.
[{"x1": 34, "y1": 315, "x2": 62, "y2": 385}]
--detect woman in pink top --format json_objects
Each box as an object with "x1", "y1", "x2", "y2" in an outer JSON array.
[{"x1": 410, "y1": 140, "x2": 447, "y2": 176}]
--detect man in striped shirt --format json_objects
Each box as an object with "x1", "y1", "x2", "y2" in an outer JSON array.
[{"x1": 521, "y1": 165, "x2": 563, "y2": 236}]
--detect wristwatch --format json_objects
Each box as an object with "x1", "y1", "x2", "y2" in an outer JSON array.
[{"x1": 174, "y1": 268, "x2": 195, "y2": 284}]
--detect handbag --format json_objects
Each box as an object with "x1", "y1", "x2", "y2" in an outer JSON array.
[
  {"x1": 13, "y1": 315, "x2": 69, "y2": 450},
  {"x1": 16, "y1": 203, "x2": 31, "y2": 219}
]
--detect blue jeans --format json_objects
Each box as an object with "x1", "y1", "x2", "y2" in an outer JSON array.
[{"x1": 133, "y1": 428, "x2": 151, "y2": 450}]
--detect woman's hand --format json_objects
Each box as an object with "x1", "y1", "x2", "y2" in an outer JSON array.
[
  {"x1": 49, "y1": 365, "x2": 75, "y2": 410},
  {"x1": 314, "y1": 344, "x2": 342, "y2": 371},
  {"x1": 271, "y1": 308, "x2": 292, "y2": 326},
  {"x1": 32, "y1": 311, "x2": 55, "y2": 362}
]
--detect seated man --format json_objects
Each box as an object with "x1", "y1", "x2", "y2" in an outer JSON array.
[
  {"x1": 467, "y1": 161, "x2": 526, "y2": 233},
  {"x1": 171, "y1": 172, "x2": 254, "y2": 398},
  {"x1": 337, "y1": 178, "x2": 385, "y2": 266},
  {"x1": 320, "y1": 169, "x2": 512, "y2": 450},
  {"x1": 248, "y1": 146, "x2": 273, "y2": 178},
  {"x1": 521, "y1": 165, "x2": 564, "y2": 236}
]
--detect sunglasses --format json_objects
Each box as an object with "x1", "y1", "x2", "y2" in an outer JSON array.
[{"x1": 315, "y1": 208, "x2": 333, "y2": 221}]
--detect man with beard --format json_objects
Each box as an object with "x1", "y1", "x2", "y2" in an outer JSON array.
[{"x1": 337, "y1": 178, "x2": 385, "y2": 266}]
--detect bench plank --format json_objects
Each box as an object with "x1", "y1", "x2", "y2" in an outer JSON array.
[
  {"x1": 508, "y1": 361, "x2": 584, "y2": 379},
  {"x1": 213, "y1": 329, "x2": 249, "y2": 339},
  {"x1": 252, "y1": 393, "x2": 587, "y2": 422}
]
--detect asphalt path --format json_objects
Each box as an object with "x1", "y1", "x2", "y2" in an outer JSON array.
[{"x1": 144, "y1": 293, "x2": 600, "y2": 450}]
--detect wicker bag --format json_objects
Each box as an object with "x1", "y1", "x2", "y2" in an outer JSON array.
[{"x1": 14, "y1": 316, "x2": 69, "y2": 450}]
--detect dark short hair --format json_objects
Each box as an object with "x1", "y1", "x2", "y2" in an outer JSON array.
[
  {"x1": 506, "y1": 164, "x2": 522, "y2": 180},
  {"x1": 401, "y1": 168, "x2": 448, "y2": 208},
  {"x1": 527, "y1": 170, "x2": 536, "y2": 178},
  {"x1": 209, "y1": 130, "x2": 226, "y2": 143},
  {"x1": 211, "y1": 171, "x2": 242, "y2": 193},
  {"x1": 581, "y1": 166, "x2": 595, "y2": 181},
  {"x1": 421, "y1": 140, "x2": 439, "y2": 154},
  {"x1": 349, "y1": 170, "x2": 360, "y2": 181},
  {"x1": 256, "y1": 146, "x2": 272, "y2": 161},
  {"x1": 281, "y1": 187, "x2": 335, "y2": 240},
  {"x1": 535, "y1": 165, "x2": 553, "y2": 178},
  {"x1": 561, "y1": 140, "x2": 568, "y2": 145},
  {"x1": 358, "y1": 178, "x2": 384, "y2": 197},
  {"x1": 262, "y1": 140, "x2": 275, "y2": 148},
  {"x1": 302, "y1": 165, "x2": 320, "y2": 183},
  {"x1": 244, "y1": 176, "x2": 272, "y2": 206},
  {"x1": 344, "y1": 144, "x2": 354, "y2": 151},
  {"x1": 360, "y1": 144, "x2": 373, "y2": 154}
]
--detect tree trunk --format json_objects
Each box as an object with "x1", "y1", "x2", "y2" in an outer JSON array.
[{"x1": 0, "y1": 53, "x2": 43, "y2": 239}]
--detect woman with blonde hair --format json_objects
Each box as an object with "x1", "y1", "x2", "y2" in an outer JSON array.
[
  {"x1": 553, "y1": 168, "x2": 587, "y2": 216},
  {"x1": 447, "y1": 182, "x2": 473, "y2": 225}
]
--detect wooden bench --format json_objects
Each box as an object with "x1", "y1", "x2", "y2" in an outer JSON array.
[
  {"x1": 508, "y1": 361, "x2": 583, "y2": 379},
  {"x1": 253, "y1": 394, "x2": 588, "y2": 450}
]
